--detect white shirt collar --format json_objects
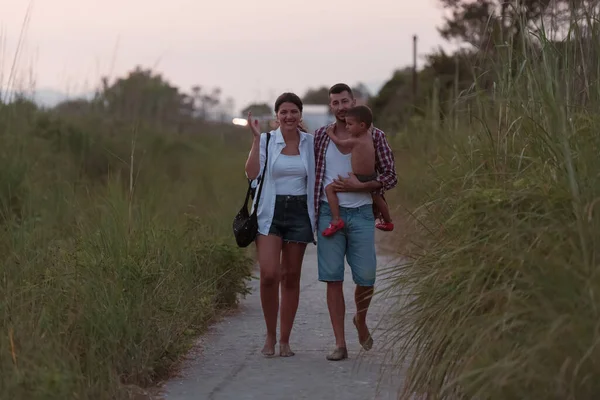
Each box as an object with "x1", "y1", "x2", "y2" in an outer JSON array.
[{"x1": 273, "y1": 127, "x2": 306, "y2": 144}]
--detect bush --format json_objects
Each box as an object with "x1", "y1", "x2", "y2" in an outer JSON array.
[
  {"x1": 0, "y1": 108, "x2": 254, "y2": 399},
  {"x1": 384, "y1": 22, "x2": 600, "y2": 400}
]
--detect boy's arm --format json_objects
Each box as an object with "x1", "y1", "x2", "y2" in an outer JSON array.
[
  {"x1": 326, "y1": 125, "x2": 357, "y2": 147},
  {"x1": 331, "y1": 127, "x2": 397, "y2": 193}
]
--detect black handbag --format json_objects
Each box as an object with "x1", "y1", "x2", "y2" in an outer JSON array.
[{"x1": 232, "y1": 133, "x2": 271, "y2": 247}]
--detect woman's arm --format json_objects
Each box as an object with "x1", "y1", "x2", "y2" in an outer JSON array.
[
  {"x1": 244, "y1": 113, "x2": 263, "y2": 180},
  {"x1": 245, "y1": 136, "x2": 262, "y2": 180}
]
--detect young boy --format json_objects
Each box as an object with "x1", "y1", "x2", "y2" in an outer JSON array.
[{"x1": 322, "y1": 105, "x2": 394, "y2": 237}]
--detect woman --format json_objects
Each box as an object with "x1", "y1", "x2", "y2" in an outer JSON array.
[{"x1": 245, "y1": 92, "x2": 315, "y2": 357}]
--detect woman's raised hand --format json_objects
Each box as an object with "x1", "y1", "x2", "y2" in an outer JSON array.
[{"x1": 247, "y1": 112, "x2": 261, "y2": 138}]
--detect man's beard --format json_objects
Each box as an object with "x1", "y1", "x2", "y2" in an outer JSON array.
[{"x1": 335, "y1": 112, "x2": 346, "y2": 123}]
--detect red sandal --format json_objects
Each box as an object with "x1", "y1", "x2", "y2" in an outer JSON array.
[
  {"x1": 322, "y1": 220, "x2": 345, "y2": 237},
  {"x1": 376, "y1": 221, "x2": 394, "y2": 231}
]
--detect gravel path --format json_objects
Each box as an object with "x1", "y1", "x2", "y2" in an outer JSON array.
[{"x1": 159, "y1": 244, "x2": 404, "y2": 400}]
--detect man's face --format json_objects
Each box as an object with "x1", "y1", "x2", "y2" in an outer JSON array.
[{"x1": 329, "y1": 91, "x2": 356, "y2": 122}]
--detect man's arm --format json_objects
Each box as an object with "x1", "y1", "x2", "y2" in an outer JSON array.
[
  {"x1": 373, "y1": 128, "x2": 397, "y2": 193},
  {"x1": 330, "y1": 173, "x2": 382, "y2": 193}
]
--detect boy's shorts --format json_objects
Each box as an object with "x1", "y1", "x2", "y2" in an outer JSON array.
[{"x1": 355, "y1": 172, "x2": 377, "y2": 183}]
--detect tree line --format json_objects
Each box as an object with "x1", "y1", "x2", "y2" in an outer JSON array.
[{"x1": 369, "y1": 0, "x2": 599, "y2": 131}]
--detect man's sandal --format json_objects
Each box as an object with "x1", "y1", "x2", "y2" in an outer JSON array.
[{"x1": 326, "y1": 347, "x2": 348, "y2": 361}]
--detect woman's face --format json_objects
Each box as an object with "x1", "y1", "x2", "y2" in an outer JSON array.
[{"x1": 276, "y1": 102, "x2": 302, "y2": 130}]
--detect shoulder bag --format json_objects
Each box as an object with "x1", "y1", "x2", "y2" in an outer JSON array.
[{"x1": 232, "y1": 132, "x2": 271, "y2": 247}]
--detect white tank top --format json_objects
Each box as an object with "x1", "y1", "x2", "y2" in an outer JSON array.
[
  {"x1": 271, "y1": 154, "x2": 307, "y2": 195},
  {"x1": 320, "y1": 140, "x2": 372, "y2": 207}
]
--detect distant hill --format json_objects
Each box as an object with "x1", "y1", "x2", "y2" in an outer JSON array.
[{"x1": 0, "y1": 88, "x2": 95, "y2": 108}]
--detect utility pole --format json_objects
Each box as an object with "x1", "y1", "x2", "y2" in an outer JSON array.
[{"x1": 412, "y1": 34, "x2": 418, "y2": 101}]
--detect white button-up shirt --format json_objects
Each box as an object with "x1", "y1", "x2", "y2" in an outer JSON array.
[{"x1": 248, "y1": 128, "x2": 316, "y2": 237}]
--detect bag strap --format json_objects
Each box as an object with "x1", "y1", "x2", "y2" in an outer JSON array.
[
  {"x1": 242, "y1": 182, "x2": 253, "y2": 209},
  {"x1": 252, "y1": 132, "x2": 271, "y2": 210}
]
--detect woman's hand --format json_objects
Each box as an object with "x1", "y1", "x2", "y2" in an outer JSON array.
[{"x1": 247, "y1": 112, "x2": 261, "y2": 138}]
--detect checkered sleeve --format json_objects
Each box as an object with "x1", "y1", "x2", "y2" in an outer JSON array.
[
  {"x1": 373, "y1": 127, "x2": 397, "y2": 194},
  {"x1": 313, "y1": 125, "x2": 330, "y2": 218}
]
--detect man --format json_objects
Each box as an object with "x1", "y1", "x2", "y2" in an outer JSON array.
[{"x1": 314, "y1": 83, "x2": 397, "y2": 361}]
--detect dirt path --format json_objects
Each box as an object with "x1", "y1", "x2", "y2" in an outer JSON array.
[{"x1": 158, "y1": 244, "x2": 404, "y2": 400}]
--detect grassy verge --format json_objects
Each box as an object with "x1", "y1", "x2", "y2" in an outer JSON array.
[
  {"x1": 0, "y1": 102, "x2": 255, "y2": 399},
  {"x1": 383, "y1": 18, "x2": 600, "y2": 400}
]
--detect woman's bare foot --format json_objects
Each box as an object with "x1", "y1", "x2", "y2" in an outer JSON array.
[
  {"x1": 279, "y1": 343, "x2": 295, "y2": 357},
  {"x1": 262, "y1": 335, "x2": 276, "y2": 357}
]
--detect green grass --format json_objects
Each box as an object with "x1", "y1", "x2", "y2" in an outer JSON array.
[
  {"x1": 0, "y1": 103, "x2": 256, "y2": 399},
  {"x1": 383, "y1": 16, "x2": 600, "y2": 400}
]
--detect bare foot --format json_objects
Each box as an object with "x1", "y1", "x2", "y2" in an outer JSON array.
[
  {"x1": 353, "y1": 316, "x2": 373, "y2": 351},
  {"x1": 262, "y1": 336, "x2": 276, "y2": 357},
  {"x1": 279, "y1": 343, "x2": 295, "y2": 357}
]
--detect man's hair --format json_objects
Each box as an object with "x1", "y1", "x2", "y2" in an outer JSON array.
[
  {"x1": 346, "y1": 105, "x2": 373, "y2": 127},
  {"x1": 328, "y1": 83, "x2": 353, "y2": 98},
  {"x1": 274, "y1": 92, "x2": 303, "y2": 113}
]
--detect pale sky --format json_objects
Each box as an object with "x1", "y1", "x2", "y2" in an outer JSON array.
[{"x1": 1, "y1": 0, "x2": 453, "y2": 113}]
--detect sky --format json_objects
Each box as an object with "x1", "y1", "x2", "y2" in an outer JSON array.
[{"x1": 1, "y1": 0, "x2": 454, "y2": 114}]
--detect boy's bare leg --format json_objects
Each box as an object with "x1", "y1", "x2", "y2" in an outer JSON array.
[
  {"x1": 325, "y1": 183, "x2": 342, "y2": 223},
  {"x1": 372, "y1": 194, "x2": 392, "y2": 223}
]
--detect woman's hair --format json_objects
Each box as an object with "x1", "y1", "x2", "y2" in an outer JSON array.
[{"x1": 274, "y1": 92, "x2": 303, "y2": 113}]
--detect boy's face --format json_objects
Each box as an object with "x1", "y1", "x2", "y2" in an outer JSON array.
[{"x1": 345, "y1": 116, "x2": 366, "y2": 136}]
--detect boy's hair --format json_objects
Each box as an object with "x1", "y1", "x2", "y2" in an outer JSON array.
[{"x1": 346, "y1": 105, "x2": 373, "y2": 128}]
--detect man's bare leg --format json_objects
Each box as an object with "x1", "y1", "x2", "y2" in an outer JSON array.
[
  {"x1": 326, "y1": 281, "x2": 348, "y2": 360},
  {"x1": 354, "y1": 285, "x2": 374, "y2": 350}
]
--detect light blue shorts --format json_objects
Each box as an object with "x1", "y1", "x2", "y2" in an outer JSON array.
[{"x1": 317, "y1": 201, "x2": 377, "y2": 287}]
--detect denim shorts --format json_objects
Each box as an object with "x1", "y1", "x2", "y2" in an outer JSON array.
[
  {"x1": 317, "y1": 201, "x2": 377, "y2": 286},
  {"x1": 267, "y1": 195, "x2": 314, "y2": 244}
]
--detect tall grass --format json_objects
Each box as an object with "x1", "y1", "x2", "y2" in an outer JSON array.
[
  {"x1": 0, "y1": 101, "x2": 255, "y2": 399},
  {"x1": 384, "y1": 12, "x2": 600, "y2": 400}
]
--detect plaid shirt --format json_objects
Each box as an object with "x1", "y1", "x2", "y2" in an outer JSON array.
[{"x1": 313, "y1": 123, "x2": 397, "y2": 218}]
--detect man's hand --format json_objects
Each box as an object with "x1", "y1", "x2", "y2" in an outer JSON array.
[
  {"x1": 332, "y1": 173, "x2": 363, "y2": 192},
  {"x1": 332, "y1": 173, "x2": 383, "y2": 193}
]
